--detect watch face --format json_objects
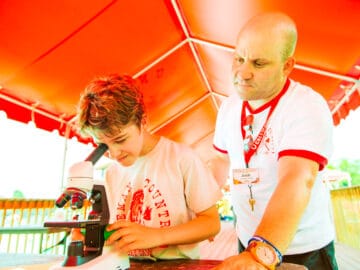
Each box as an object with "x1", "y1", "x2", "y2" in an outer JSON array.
[{"x1": 256, "y1": 245, "x2": 277, "y2": 265}]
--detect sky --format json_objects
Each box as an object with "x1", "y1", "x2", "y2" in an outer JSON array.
[
  {"x1": 0, "y1": 108, "x2": 359, "y2": 198},
  {"x1": 332, "y1": 108, "x2": 360, "y2": 161},
  {"x1": 0, "y1": 113, "x2": 97, "y2": 198}
]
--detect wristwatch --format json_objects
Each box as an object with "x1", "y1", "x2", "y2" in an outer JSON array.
[{"x1": 246, "y1": 240, "x2": 279, "y2": 270}]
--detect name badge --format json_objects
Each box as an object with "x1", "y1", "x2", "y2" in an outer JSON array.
[{"x1": 233, "y1": 168, "x2": 260, "y2": 185}]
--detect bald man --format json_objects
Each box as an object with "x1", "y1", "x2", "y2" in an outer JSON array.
[{"x1": 211, "y1": 12, "x2": 338, "y2": 270}]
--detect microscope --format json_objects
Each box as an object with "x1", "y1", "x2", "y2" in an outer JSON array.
[{"x1": 44, "y1": 143, "x2": 130, "y2": 270}]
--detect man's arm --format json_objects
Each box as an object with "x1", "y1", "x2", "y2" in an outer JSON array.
[
  {"x1": 255, "y1": 155, "x2": 319, "y2": 253},
  {"x1": 214, "y1": 155, "x2": 319, "y2": 270}
]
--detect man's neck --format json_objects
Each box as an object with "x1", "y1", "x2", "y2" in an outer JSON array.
[
  {"x1": 248, "y1": 92, "x2": 278, "y2": 110},
  {"x1": 248, "y1": 79, "x2": 289, "y2": 110}
]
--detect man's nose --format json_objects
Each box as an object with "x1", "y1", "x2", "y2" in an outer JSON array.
[{"x1": 233, "y1": 62, "x2": 253, "y2": 80}]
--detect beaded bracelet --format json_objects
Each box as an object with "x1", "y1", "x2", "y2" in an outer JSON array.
[{"x1": 248, "y1": 235, "x2": 283, "y2": 265}]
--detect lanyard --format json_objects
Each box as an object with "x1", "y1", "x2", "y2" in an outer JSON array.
[
  {"x1": 241, "y1": 104, "x2": 274, "y2": 166},
  {"x1": 241, "y1": 79, "x2": 290, "y2": 166}
]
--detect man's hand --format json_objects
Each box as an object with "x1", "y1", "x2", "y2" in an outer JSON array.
[{"x1": 212, "y1": 251, "x2": 267, "y2": 270}]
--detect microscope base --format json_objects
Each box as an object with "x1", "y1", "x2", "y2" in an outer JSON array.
[{"x1": 49, "y1": 248, "x2": 130, "y2": 270}]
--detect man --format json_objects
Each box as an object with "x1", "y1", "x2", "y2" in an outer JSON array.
[{"x1": 211, "y1": 12, "x2": 338, "y2": 270}]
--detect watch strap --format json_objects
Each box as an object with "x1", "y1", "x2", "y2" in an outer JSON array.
[{"x1": 248, "y1": 235, "x2": 282, "y2": 266}]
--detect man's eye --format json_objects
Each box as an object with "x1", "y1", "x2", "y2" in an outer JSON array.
[
  {"x1": 235, "y1": 57, "x2": 244, "y2": 64},
  {"x1": 254, "y1": 61, "x2": 266, "y2": 68}
]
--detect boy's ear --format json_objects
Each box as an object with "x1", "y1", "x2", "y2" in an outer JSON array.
[{"x1": 140, "y1": 117, "x2": 147, "y2": 130}]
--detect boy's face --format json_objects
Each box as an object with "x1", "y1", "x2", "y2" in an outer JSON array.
[{"x1": 94, "y1": 123, "x2": 144, "y2": 167}]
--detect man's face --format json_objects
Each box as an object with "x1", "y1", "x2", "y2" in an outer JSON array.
[
  {"x1": 232, "y1": 30, "x2": 289, "y2": 102},
  {"x1": 95, "y1": 124, "x2": 144, "y2": 167}
]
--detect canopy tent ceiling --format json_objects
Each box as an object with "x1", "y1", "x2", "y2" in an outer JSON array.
[{"x1": 0, "y1": 0, "x2": 359, "y2": 161}]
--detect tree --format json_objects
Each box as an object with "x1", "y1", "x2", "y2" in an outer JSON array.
[{"x1": 327, "y1": 159, "x2": 360, "y2": 188}]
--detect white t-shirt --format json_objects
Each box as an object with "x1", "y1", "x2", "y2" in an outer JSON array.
[
  {"x1": 213, "y1": 79, "x2": 335, "y2": 255},
  {"x1": 105, "y1": 136, "x2": 222, "y2": 260}
]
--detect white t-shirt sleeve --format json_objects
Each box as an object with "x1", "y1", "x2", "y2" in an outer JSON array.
[
  {"x1": 277, "y1": 84, "x2": 333, "y2": 169},
  {"x1": 213, "y1": 94, "x2": 242, "y2": 154},
  {"x1": 178, "y1": 145, "x2": 223, "y2": 213}
]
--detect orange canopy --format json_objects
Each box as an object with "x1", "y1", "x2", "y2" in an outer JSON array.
[{"x1": 0, "y1": 0, "x2": 359, "y2": 161}]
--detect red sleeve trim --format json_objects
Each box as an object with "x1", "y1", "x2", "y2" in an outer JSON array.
[
  {"x1": 213, "y1": 144, "x2": 228, "y2": 154},
  {"x1": 278, "y1": 149, "x2": 328, "y2": 171}
]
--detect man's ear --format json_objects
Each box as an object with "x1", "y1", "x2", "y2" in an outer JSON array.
[{"x1": 283, "y1": 57, "x2": 295, "y2": 76}]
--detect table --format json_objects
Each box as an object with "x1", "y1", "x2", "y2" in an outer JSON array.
[
  {"x1": 131, "y1": 259, "x2": 220, "y2": 269},
  {"x1": 0, "y1": 256, "x2": 220, "y2": 270},
  {"x1": 131, "y1": 260, "x2": 307, "y2": 269},
  {"x1": 0, "y1": 254, "x2": 307, "y2": 270}
]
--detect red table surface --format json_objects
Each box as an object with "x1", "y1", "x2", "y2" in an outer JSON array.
[{"x1": 130, "y1": 259, "x2": 221, "y2": 269}]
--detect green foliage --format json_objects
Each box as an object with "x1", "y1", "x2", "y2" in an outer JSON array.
[
  {"x1": 12, "y1": 190, "x2": 25, "y2": 198},
  {"x1": 327, "y1": 159, "x2": 360, "y2": 187}
]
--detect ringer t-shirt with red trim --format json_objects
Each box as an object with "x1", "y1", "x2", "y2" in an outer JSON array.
[{"x1": 213, "y1": 79, "x2": 335, "y2": 255}]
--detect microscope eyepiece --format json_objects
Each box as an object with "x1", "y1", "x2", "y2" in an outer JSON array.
[{"x1": 85, "y1": 143, "x2": 108, "y2": 164}]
